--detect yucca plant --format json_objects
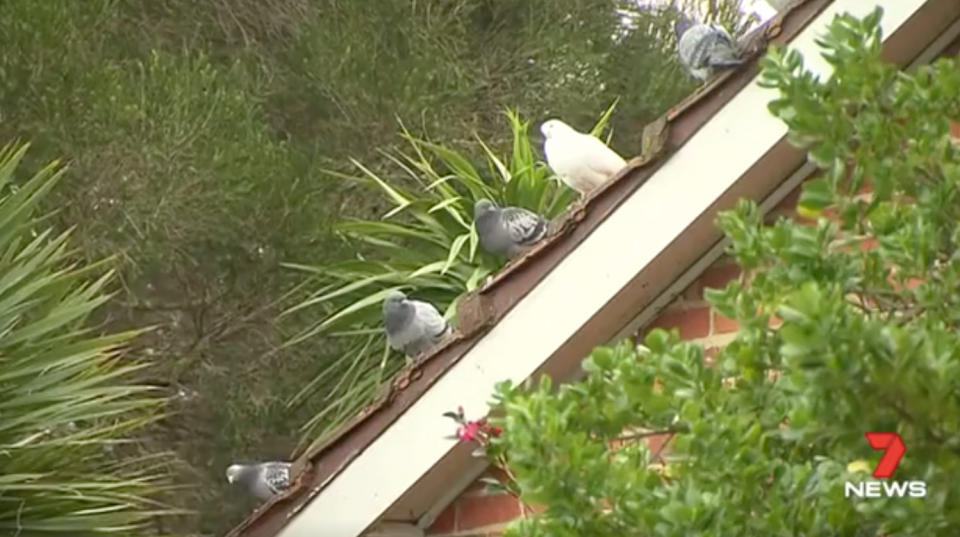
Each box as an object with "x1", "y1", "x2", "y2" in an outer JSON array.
[
  {"x1": 0, "y1": 142, "x2": 179, "y2": 535},
  {"x1": 281, "y1": 105, "x2": 618, "y2": 450}
]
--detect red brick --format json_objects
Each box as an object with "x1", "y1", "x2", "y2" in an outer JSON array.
[
  {"x1": 462, "y1": 468, "x2": 511, "y2": 496},
  {"x1": 646, "y1": 306, "x2": 710, "y2": 339},
  {"x1": 858, "y1": 237, "x2": 878, "y2": 252},
  {"x1": 427, "y1": 503, "x2": 457, "y2": 535},
  {"x1": 680, "y1": 281, "x2": 704, "y2": 303},
  {"x1": 697, "y1": 263, "x2": 740, "y2": 295},
  {"x1": 647, "y1": 433, "x2": 670, "y2": 455},
  {"x1": 773, "y1": 185, "x2": 802, "y2": 214},
  {"x1": 712, "y1": 310, "x2": 739, "y2": 334},
  {"x1": 456, "y1": 494, "x2": 522, "y2": 531},
  {"x1": 647, "y1": 434, "x2": 673, "y2": 460}
]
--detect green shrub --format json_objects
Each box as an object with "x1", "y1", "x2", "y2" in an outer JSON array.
[{"x1": 0, "y1": 142, "x2": 178, "y2": 535}]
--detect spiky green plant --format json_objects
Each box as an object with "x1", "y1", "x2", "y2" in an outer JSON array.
[
  {"x1": 0, "y1": 142, "x2": 179, "y2": 535},
  {"x1": 281, "y1": 105, "x2": 619, "y2": 450}
]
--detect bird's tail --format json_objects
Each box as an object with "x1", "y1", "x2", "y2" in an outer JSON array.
[
  {"x1": 527, "y1": 219, "x2": 548, "y2": 244},
  {"x1": 710, "y1": 57, "x2": 744, "y2": 68}
]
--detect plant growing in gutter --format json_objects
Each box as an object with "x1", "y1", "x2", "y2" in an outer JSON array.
[{"x1": 281, "y1": 105, "x2": 618, "y2": 451}]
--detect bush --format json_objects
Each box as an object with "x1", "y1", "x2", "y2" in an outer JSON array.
[{"x1": 0, "y1": 142, "x2": 177, "y2": 535}]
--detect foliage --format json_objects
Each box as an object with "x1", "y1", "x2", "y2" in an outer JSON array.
[
  {"x1": 281, "y1": 106, "x2": 617, "y2": 451},
  {"x1": 480, "y1": 8, "x2": 960, "y2": 536},
  {"x1": 0, "y1": 143, "x2": 178, "y2": 535}
]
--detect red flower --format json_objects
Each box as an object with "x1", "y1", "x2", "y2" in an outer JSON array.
[
  {"x1": 477, "y1": 420, "x2": 502, "y2": 437},
  {"x1": 457, "y1": 421, "x2": 481, "y2": 442}
]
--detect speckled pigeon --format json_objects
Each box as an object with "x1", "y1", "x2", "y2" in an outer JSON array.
[
  {"x1": 675, "y1": 15, "x2": 743, "y2": 81},
  {"x1": 474, "y1": 199, "x2": 547, "y2": 259},
  {"x1": 382, "y1": 290, "x2": 451, "y2": 358},
  {"x1": 540, "y1": 119, "x2": 627, "y2": 196},
  {"x1": 225, "y1": 461, "x2": 292, "y2": 501}
]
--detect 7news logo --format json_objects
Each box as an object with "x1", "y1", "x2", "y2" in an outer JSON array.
[{"x1": 844, "y1": 432, "x2": 927, "y2": 499}]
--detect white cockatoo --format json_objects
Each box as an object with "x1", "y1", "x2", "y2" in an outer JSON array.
[{"x1": 540, "y1": 119, "x2": 627, "y2": 197}]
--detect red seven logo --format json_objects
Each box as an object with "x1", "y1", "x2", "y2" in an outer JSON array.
[{"x1": 864, "y1": 432, "x2": 906, "y2": 479}]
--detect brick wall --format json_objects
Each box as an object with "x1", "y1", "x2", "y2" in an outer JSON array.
[{"x1": 426, "y1": 183, "x2": 811, "y2": 537}]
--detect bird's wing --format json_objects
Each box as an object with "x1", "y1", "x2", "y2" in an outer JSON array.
[
  {"x1": 501, "y1": 207, "x2": 546, "y2": 244},
  {"x1": 579, "y1": 134, "x2": 628, "y2": 177},
  {"x1": 262, "y1": 462, "x2": 291, "y2": 494},
  {"x1": 385, "y1": 304, "x2": 415, "y2": 350},
  {"x1": 412, "y1": 300, "x2": 449, "y2": 338},
  {"x1": 678, "y1": 25, "x2": 711, "y2": 66},
  {"x1": 708, "y1": 24, "x2": 736, "y2": 46},
  {"x1": 702, "y1": 25, "x2": 741, "y2": 67}
]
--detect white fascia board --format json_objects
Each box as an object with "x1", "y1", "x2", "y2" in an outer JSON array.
[{"x1": 278, "y1": 2, "x2": 929, "y2": 536}]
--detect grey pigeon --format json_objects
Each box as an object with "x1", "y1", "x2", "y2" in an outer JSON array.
[
  {"x1": 675, "y1": 15, "x2": 743, "y2": 81},
  {"x1": 226, "y1": 461, "x2": 292, "y2": 501},
  {"x1": 474, "y1": 199, "x2": 547, "y2": 259},
  {"x1": 383, "y1": 291, "x2": 451, "y2": 358}
]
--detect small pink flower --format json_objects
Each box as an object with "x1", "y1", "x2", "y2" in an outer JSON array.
[{"x1": 457, "y1": 421, "x2": 481, "y2": 442}]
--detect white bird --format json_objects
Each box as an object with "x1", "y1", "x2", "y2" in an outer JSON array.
[
  {"x1": 541, "y1": 119, "x2": 627, "y2": 197},
  {"x1": 226, "y1": 461, "x2": 292, "y2": 501}
]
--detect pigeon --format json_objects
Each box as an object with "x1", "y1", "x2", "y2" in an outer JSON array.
[
  {"x1": 474, "y1": 199, "x2": 547, "y2": 259},
  {"x1": 226, "y1": 461, "x2": 292, "y2": 501},
  {"x1": 675, "y1": 15, "x2": 743, "y2": 82},
  {"x1": 540, "y1": 119, "x2": 627, "y2": 197},
  {"x1": 383, "y1": 291, "x2": 451, "y2": 358}
]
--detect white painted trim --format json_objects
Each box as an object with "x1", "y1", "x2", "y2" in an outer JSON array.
[{"x1": 277, "y1": 3, "x2": 930, "y2": 537}]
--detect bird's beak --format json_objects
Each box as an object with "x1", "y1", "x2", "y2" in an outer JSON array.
[{"x1": 227, "y1": 475, "x2": 235, "y2": 484}]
